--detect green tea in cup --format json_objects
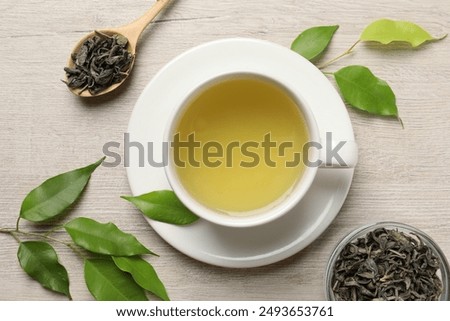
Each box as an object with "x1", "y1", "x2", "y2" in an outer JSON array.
[{"x1": 171, "y1": 75, "x2": 310, "y2": 215}]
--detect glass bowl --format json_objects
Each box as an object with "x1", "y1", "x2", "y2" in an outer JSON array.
[{"x1": 325, "y1": 222, "x2": 450, "y2": 301}]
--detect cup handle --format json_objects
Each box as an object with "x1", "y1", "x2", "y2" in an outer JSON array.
[{"x1": 318, "y1": 139, "x2": 358, "y2": 168}]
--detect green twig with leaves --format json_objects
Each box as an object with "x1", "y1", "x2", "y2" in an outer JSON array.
[
  {"x1": 0, "y1": 157, "x2": 169, "y2": 301},
  {"x1": 290, "y1": 18, "x2": 446, "y2": 123}
]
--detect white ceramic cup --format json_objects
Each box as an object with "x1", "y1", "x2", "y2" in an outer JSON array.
[{"x1": 164, "y1": 63, "x2": 357, "y2": 229}]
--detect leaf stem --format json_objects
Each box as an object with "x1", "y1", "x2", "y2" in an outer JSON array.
[
  {"x1": 10, "y1": 232, "x2": 21, "y2": 243},
  {"x1": 0, "y1": 227, "x2": 86, "y2": 259},
  {"x1": 0, "y1": 227, "x2": 14, "y2": 235},
  {"x1": 398, "y1": 116, "x2": 405, "y2": 129},
  {"x1": 15, "y1": 217, "x2": 20, "y2": 231},
  {"x1": 44, "y1": 225, "x2": 65, "y2": 237},
  {"x1": 18, "y1": 230, "x2": 67, "y2": 244},
  {"x1": 66, "y1": 243, "x2": 87, "y2": 260},
  {"x1": 0, "y1": 227, "x2": 20, "y2": 243},
  {"x1": 318, "y1": 40, "x2": 360, "y2": 69}
]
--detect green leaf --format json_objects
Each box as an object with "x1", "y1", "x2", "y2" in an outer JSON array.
[
  {"x1": 122, "y1": 190, "x2": 199, "y2": 225},
  {"x1": 334, "y1": 65, "x2": 398, "y2": 117},
  {"x1": 113, "y1": 256, "x2": 170, "y2": 301},
  {"x1": 20, "y1": 157, "x2": 105, "y2": 222},
  {"x1": 17, "y1": 241, "x2": 71, "y2": 299},
  {"x1": 64, "y1": 217, "x2": 155, "y2": 256},
  {"x1": 84, "y1": 259, "x2": 148, "y2": 301},
  {"x1": 360, "y1": 19, "x2": 446, "y2": 47},
  {"x1": 291, "y1": 25, "x2": 339, "y2": 61}
]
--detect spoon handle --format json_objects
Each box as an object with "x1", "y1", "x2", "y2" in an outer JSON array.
[{"x1": 116, "y1": 0, "x2": 172, "y2": 48}]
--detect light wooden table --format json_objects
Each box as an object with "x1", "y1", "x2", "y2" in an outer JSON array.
[{"x1": 1, "y1": 0, "x2": 449, "y2": 301}]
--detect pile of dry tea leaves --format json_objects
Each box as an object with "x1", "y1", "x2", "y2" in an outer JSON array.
[
  {"x1": 64, "y1": 31, "x2": 134, "y2": 95},
  {"x1": 331, "y1": 227, "x2": 443, "y2": 301}
]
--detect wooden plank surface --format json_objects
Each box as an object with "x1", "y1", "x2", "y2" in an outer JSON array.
[{"x1": 0, "y1": 0, "x2": 449, "y2": 300}]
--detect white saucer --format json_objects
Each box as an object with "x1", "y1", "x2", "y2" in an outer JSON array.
[{"x1": 126, "y1": 38, "x2": 356, "y2": 268}]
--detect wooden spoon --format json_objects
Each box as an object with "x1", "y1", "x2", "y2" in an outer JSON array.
[{"x1": 66, "y1": 0, "x2": 172, "y2": 97}]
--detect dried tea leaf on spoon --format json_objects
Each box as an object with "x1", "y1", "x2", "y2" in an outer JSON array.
[{"x1": 64, "y1": 32, "x2": 134, "y2": 95}]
